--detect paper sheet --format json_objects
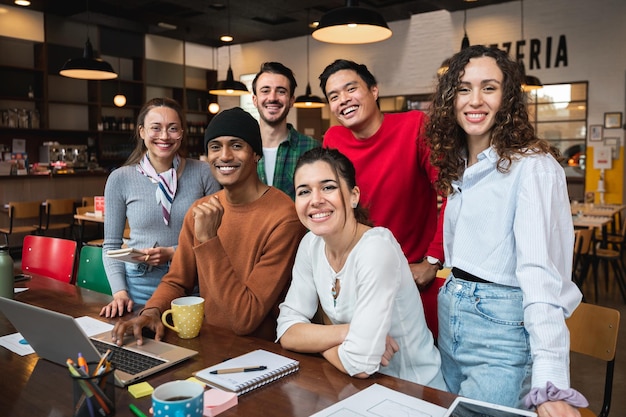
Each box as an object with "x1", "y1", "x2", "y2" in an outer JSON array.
[
  {"x1": 310, "y1": 383, "x2": 447, "y2": 417},
  {"x1": 0, "y1": 315, "x2": 113, "y2": 356}
]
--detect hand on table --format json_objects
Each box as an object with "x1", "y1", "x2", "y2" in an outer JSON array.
[{"x1": 100, "y1": 290, "x2": 134, "y2": 318}]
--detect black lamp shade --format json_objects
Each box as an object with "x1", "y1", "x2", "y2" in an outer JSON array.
[
  {"x1": 59, "y1": 38, "x2": 118, "y2": 80},
  {"x1": 312, "y1": 1, "x2": 392, "y2": 44},
  {"x1": 209, "y1": 66, "x2": 249, "y2": 96},
  {"x1": 294, "y1": 83, "x2": 326, "y2": 109}
]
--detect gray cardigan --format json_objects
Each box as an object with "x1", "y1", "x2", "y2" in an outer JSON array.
[{"x1": 102, "y1": 158, "x2": 220, "y2": 295}]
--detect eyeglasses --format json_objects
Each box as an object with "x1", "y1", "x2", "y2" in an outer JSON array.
[{"x1": 144, "y1": 125, "x2": 183, "y2": 140}]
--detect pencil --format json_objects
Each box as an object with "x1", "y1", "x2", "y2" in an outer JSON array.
[
  {"x1": 145, "y1": 241, "x2": 158, "y2": 262},
  {"x1": 129, "y1": 403, "x2": 148, "y2": 417}
]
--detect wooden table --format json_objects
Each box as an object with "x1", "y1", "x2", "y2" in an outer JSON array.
[{"x1": 1, "y1": 275, "x2": 456, "y2": 417}]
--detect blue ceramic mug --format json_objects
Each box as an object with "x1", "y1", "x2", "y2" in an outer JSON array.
[{"x1": 152, "y1": 380, "x2": 204, "y2": 417}]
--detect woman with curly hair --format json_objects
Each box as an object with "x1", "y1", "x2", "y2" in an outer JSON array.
[{"x1": 426, "y1": 45, "x2": 587, "y2": 416}]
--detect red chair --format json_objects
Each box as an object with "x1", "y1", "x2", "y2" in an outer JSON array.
[{"x1": 21, "y1": 235, "x2": 77, "y2": 283}]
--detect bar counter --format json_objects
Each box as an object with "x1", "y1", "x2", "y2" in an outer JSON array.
[{"x1": 1, "y1": 275, "x2": 456, "y2": 417}]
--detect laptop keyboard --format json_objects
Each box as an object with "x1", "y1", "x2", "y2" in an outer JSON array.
[{"x1": 91, "y1": 338, "x2": 167, "y2": 375}]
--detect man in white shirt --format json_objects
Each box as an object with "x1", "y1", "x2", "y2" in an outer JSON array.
[{"x1": 252, "y1": 62, "x2": 320, "y2": 200}]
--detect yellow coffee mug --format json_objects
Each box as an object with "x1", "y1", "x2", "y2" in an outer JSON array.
[{"x1": 161, "y1": 296, "x2": 205, "y2": 339}]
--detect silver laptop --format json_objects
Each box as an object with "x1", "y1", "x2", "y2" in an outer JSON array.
[{"x1": 0, "y1": 297, "x2": 197, "y2": 387}]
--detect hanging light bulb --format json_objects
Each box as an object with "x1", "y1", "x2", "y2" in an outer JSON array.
[
  {"x1": 295, "y1": 10, "x2": 325, "y2": 109},
  {"x1": 209, "y1": 1, "x2": 249, "y2": 96},
  {"x1": 113, "y1": 57, "x2": 126, "y2": 107},
  {"x1": 208, "y1": 102, "x2": 220, "y2": 114}
]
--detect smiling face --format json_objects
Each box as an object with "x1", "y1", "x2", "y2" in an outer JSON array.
[
  {"x1": 324, "y1": 69, "x2": 380, "y2": 137},
  {"x1": 206, "y1": 136, "x2": 259, "y2": 189},
  {"x1": 139, "y1": 106, "x2": 182, "y2": 166},
  {"x1": 454, "y1": 56, "x2": 504, "y2": 145},
  {"x1": 252, "y1": 72, "x2": 294, "y2": 127},
  {"x1": 294, "y1": 160, "x2": 359, "y2": 238}
]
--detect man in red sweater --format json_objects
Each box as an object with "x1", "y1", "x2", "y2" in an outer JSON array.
[
  {"x1": 319, "y1": 59, "x2": 445, "y2": 336},
  {"x1": 111, "y1": 107, "x2": 306, "y2": 343}
]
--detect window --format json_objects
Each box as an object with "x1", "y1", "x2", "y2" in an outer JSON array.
[{"x1": 527, "y1": 82, "x2": 588, "y2": 200}]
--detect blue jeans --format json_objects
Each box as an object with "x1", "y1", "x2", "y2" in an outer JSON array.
[
  {"x1": 124, "y1": 262, "x2": 169, "y2": 305},
  {"x1": 438, "y1": 274, "x2": 532, "y2": 409}
]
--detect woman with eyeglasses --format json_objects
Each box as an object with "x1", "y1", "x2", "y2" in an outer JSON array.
[
  {"x1": 100, "y1": 98, "x2": 220, "y2": 318},
  {"x1": 276, "y1": 148, "x2": 445, "y2": 389}
]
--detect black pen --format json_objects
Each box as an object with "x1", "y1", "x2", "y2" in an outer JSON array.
[{"x1": 209, "y1": 366, "x2": 267, "y2": 374}]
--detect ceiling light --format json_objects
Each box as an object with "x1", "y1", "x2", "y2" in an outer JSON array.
[
  {"x1": 113, "y1": 57, "x2": 126, "y2": 107},
  {"x1": 208, "y1": 102, "x2": 220, "y2": 114},
  {"x1": 210, "y1": 1, "x2": 248, "y2": 96},
  {"x1": 519, "y1": 0, "x2": 542, "y2": 91},
  {"x1": 157, "y1": 22, "x2": 177, "y2": 30},
  {"x1": 220, "y1": 35, "x2": 233, "y2": 42},
  {"x1": 14, "y1": 0, "x2": 31, "y2": 6},
  {"x1": 59, "y1": 0, "x2": 117, "y2": 80},
  {"x1": 312, "y1": 0, "x2": 392, "y2": 44},
  {"x1": 59, "y1": 38, "x2": 118, "y2": 80},
  {"x1": 295, "y1": 10, "x2": 325, "y2": 109}
]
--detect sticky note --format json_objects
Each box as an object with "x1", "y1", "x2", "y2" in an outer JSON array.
[
  {"x1": 186, "y1": 376, "x2": 206, "y2": 388},
  {"x1": 203, "y1": 389, "x2": 238, "y2": 416},
  {"x1": 128, "y1": 381, "x2": 154, "y2": 398}
]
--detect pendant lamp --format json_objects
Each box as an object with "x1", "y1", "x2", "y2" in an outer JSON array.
[
  {"x1": 60, "y1": 38, "x2": 118, "y2": 80},
  {"x1": 113, "y1": 57, "x2": 126, "y2": 107},
  {"x1": 519, "y1": 0, "x2": 542, "y2": 91},
  {"x1": 295, "y1": 11, "x2": 325, "y2": 109},
  {"x1": 209, "y1": 1, "x2": 248, "y2": 96},
  {"x1": 312, "y1": 0, "x2": 392, "y2": 44},
  {"x1": 59, "y1": 0, "x2": 117, "y2": 80},
  {"x1": 209, "y1": 47, "x2": 249, "y2": 96}
]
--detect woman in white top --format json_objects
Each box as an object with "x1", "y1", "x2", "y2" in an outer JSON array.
[{"x1": 276, "y1": 147, "x2": 444, "y2": 389}]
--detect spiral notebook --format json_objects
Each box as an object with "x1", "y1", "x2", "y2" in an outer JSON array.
[{"x1": 194, "y1": 349, "x2": 299, "y2": 395}]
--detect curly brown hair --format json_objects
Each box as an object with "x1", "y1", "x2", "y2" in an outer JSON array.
[{"x1": 426, "y1": 45, "x2": 560, "y2": 196}]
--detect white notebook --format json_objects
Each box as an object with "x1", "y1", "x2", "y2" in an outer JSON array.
[
  {"x1": 105, "y1": 248, "x2": 147, "y2": 264},
  {"x1": 194, "y1": 349, "x2": 299, "y2": 395}
]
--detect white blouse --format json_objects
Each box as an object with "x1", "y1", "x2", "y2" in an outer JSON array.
[{"x1": 277, "y1": 227, "x2": 445, "y2": 389}]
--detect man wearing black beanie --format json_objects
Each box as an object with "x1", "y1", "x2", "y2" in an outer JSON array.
[{"x1": 111, "y1": 107, "x2": 307, "y2": 343}]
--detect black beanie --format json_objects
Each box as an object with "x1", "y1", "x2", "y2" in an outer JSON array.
[{"x1": 204, "y1": 107, "x2": 263, "y2": 157}]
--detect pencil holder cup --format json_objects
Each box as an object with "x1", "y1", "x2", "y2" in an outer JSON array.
[{"x1": 71, "y1": 362, "x2": 116, "y2": 417}]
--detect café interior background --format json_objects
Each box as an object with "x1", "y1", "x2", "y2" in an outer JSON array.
[{"x1": 0, "y1": 0, "x2": 624, "y2": 203}]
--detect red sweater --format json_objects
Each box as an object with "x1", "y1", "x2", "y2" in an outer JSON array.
[
  {"x1": 145, "y1": 187, "x2": 307, "y2": 340},
  {"x1": 323, "y1": 111, "x2": 444, "y2": 264}
]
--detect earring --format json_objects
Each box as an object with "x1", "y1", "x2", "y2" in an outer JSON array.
[{"x1": 352, "y1": 203, "x2": 357, "y2": 208}]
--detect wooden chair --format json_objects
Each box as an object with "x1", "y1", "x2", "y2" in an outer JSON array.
[
  {"x1": 81, "y1": 196, "x2": 95, "y2": 207},
  {"x1": 74, "y1": 205, "x2": 104, "y2": 246},
  {"x1": 76, "y1": 245, "x2": 111, "y2": 295},
  {"x1": 567, "y1": 302, "x2": 620, "y2": 417},
  {"x1": 0, "y1": 201, "x2": 42, "y2": 250},
  {"x1": 21, "y1": 235, "x2": 77, "y2": 283},
  {"x1": 38, "y1": 198, "x2": 77, "y2": 237},
  {"x1": 572, "y1": 228, "x2": 595, "y2": 299}
]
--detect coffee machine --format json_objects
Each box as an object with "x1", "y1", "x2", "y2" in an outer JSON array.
[{"x1": 39, "y1": 144, "x2": 89, "y2": 168}]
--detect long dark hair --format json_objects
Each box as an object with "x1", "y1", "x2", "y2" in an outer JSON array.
[
  {"x1": 426, "y1": 45, "x2": 560, "y2": 196},
  {"x1": 124, "y1": 97, "x2": 188, "y2": 166},
  {"x1": 295, "y1": 147, "x2": 373, "y2": 226}
]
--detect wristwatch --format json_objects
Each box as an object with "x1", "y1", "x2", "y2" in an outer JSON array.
[{"x1": 424, "y1": 256, "x2": 442, "y2": 270}]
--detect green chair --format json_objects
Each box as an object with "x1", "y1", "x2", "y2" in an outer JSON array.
[{"x1": 76, "y1": 245, "x2": 112, "y2": 295}]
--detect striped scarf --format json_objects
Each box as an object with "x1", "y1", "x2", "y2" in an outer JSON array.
[{"x1": 137, "y1": 153, "x2": 180, "y2": 225}]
